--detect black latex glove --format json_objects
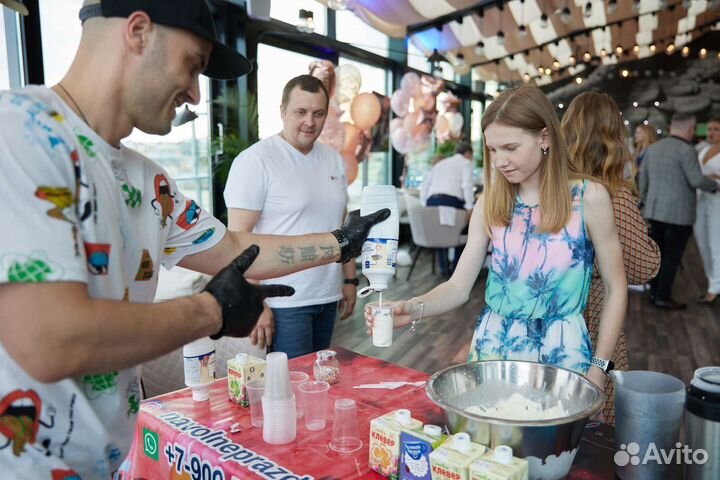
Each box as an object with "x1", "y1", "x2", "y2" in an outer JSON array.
[
  {"x1": 332, "y1": 208, "x2": 391, "y2": 264},
  {"x1": 204, "y1": 245, "x2": 295, "y2": 339}
]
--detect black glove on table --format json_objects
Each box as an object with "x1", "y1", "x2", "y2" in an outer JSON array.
[
  {"x1": 332, "y1": 208, "x2": 391, "y2": 264},
  {"x1": 204, "y1": 245, "x2": 295, "y2": 339}
]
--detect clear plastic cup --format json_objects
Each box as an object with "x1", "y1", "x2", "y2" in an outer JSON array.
[
  {"x1": 299, "y1": 381, "x2": 330, "y2": 431},
  {"x1": 289, "y1": 371, "x2": 310, "y2": 418},
  {"x1": 371, "y1": 305, "x2": 393, "y2": 347},
  {"x1": 245, "y1": 379, "x2": 265, "y2": 428},
  {"x1": 329, "y1": 398, "x2": 363, "y2": 453},
  {"x1": 264, "y1": 352, "x2": 292, "y2": 400}
]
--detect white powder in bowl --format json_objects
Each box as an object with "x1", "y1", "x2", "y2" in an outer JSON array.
[{"x1": 465, "y1": 392, "x2": 568, "y2": 420}]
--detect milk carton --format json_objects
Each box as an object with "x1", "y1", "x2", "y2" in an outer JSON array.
[
  {"x1": 469, "y1": 446, "x2": 528, "y2": 480},
  {"x1": 399, "y1": 424, "x2": 448, "y2": 480},
  {"x1": 429, "y1": 433, "x2": 486, "y2": 480},
  {"x1": 369, "y1": 409, "x2": 424, "y2": 479},
  {"x1": 227, "y1": 353, "x2": 265, "y2": 407}
]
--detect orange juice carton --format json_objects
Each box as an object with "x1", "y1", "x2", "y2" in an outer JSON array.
[
  {"x1": 469, "y1": 446, "x2": 528, "y2": 480},
  {"x1": 399, "y1": 424, "x2": 448, "y2": 480},
  {"x1": 369, "y1": 409, "x2": 424, "y2": 479},
  {"x1": 227, "y1": 353, "x2": 265, "y2": 407},
  {"x1": 429, "y1": 433, "x2": 487, "y2": 480}
]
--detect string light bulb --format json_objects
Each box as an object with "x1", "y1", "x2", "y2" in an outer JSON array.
[
  {"x1": 583, "y1": 2, "x2": 593, "y2": 18},
  {"x1": 699, "y1": 48, "x2": 708, "y2": 58},
  {"x1": 569, "y1": 55, "x2": 576, "y2": 65},
  {"x1": 518, "y1": 24, "x2": 527, "y2": 38},
  {"x1": 560, "y1": 7, "x2": 572, "y2": 23},
  {"x1": 681, "y1": 46, "x2": 690, "y2": 57},
  {"x1": 475, "y1": 41, "x2": 485, "y2": 56},
  {"x1": 583, "y1": 51, "x2": 592, "y2": 62},
  {"x1": 540, "y1": 13, "x2": 549, "y2": 28},
  {"x1": 296, "y1": 9, "x2": 315, "y2": 33},
  {"x1": 616, "y1": 45, "x2": 624, "y2": 55},
  {"x1": 496, "y1": 30, "x2": 505, "y2": 46},
  {"x1": 600, "y1": 48, "x2": 608, "y2": 57},
  {"x1": 608, "y1": 0, "x2": 618, "y2": 13},
  {"x1": 575, "y1": 76, "x2": 583, "y2": 84},
  {"x1": 621, "y1": 69, "x2": 630, "y2": 78},
  {"x1": 666, "y1": 43, "x2": 676, "y2": 54},
  {"x1": 553, "y1": 59, "x2": 561, "y2": 69},
  {"x1": 633, "y1": 44, "x2": 640, "y2": 54},
  {"x1": 523, "y1": 73, "x2": 531, "y2": 82},
  {"x1": 650, "y1": 44, "x2": 656, "y2": 53}
]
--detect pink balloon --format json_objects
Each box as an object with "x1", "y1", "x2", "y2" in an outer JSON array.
[
  {"x1": 342, "y1": 151, "x2": 359, "y2": 184},
  {"x1": 350, "y1": 93, "x2": 382, "y2": 131},
  {"x1": 401, "y1": 72, "x2": 421, "y2": 97},
  {"x1": 390, "y1": 125, "x2": 411, "y2": 154},
  {"x1": 391, "y1": 90, "x2": 410, "y2": 117},
  {"x1": 402, "y1": 111, "x2": 420, "y2": 132},
  {"x1": 390, "y1": 117, "x2": 403, "y2": 133},
  {"x1": 341, "y1": 122, "x2": 361, "y2": 155}
]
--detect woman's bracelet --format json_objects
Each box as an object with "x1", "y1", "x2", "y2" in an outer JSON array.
[{"x1": 409, "y1": 297, "x2": 424, "y2": 332}]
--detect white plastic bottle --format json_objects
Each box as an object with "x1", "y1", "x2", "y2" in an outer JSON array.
[
  {"x1": 360, "y1": 185, "x2": 399, "y2": 292},
  {"x1": 183, "y1": 337, "x2": 216, "y2": 401}
]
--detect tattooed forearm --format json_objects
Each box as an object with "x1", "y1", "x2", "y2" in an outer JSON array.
[
  {"x1": 277, "y1": 246, "x2": 296, "y2": 265},
  {"x1": 299, "y1": 246, "x2": 319, "y2": 263},
  {"x1": 320, "y1": 245, "x2": 336, "y2": 260}
]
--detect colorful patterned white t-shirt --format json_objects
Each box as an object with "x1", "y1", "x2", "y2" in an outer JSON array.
[{"x1": 0, "y1": 86, "x2": 226, "y2": 479}]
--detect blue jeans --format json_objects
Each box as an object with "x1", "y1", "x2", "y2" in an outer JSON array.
[
  {"x1": 270, "y1": 302, "x2": 339, "y2": 359},
  {"x1": 426, "y1": 194, "x2": 466, "y2": 275}
]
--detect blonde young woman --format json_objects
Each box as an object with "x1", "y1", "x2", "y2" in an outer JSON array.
[
  {"x1": 695, "y1": 117, "x2": 720, "y2": 304},
  {"x1": 365, "y1": 86, "x2": 627, "y2": 391},
  {"x1": 561, "y1": 92, "x2": 661, "y2": 424},
  {"x1": 634, "y1": 123, "x2": 657, "y2": 170}
]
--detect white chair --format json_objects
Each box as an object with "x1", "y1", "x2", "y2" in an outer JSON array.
[
  {"x1": 406, "y1": 202, "x2": 468, "y2": 280},
  {"x1": 141, "y1": 266, "x2": 266, "y2": 398}
]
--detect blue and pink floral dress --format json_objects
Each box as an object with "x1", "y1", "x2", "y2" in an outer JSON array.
[{"x1": 468, "y1": 181, "x2": 594, "y2": 374}]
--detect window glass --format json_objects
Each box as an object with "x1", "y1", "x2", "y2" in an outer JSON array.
[
  {"x1": 335, "y1": 10, "x2": 388, "y2": 57},
  {"x1": 0, "y1": 12, "x2": 11, "y2": 89},
  {"x1": 257, "y1": 44, "x2": 321, "y2": 139},
  {"x1": 39, "y1": 0, "x2": 83, "y2": 86},
  {"x1": 338, "y1": 57, "x2": 389, "y2": 209},
  {"x1": 270, "y1": 0, "x2": 326, "y2": 36},
  {"x1": 471, "y1": 99, "x2": 484, "y2": 184},
  {"x1": 407, "y1": 40, "x2": 429, "y2": 73}
]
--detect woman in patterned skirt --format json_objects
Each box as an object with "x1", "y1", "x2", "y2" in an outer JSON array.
[
  {"x1": 562, "y1": 92, "x2": 661, "y2": 424},
  {"x1": 365, "y1": 85, "x2": 627, "y2": 391}
]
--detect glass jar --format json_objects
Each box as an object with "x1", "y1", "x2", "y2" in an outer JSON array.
[{"x1": 313, "y1": 350, "x2": 341, "y2": 384}]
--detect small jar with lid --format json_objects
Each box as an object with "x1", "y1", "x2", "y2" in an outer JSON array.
[{"x1": 313, "y1": 350, "x2": 341, "y2": 384}]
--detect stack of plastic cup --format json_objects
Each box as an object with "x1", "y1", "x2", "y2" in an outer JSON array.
[
  {"x1": 262, "y1": 352, "x2": 297, "y2": 444},
  {"x1": 329, "y1": 398, "x2": 363, "y2": 453}
]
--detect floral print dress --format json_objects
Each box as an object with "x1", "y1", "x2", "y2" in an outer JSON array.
[{"x1": 468, "y1": 181, "x2": 595, "y2": 374}]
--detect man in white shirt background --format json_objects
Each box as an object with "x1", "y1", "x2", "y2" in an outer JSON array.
[
  {"x1": 224, "y1": 74, "x2": 358, "y2": 358},
  {"x1": 420, "y1": 141, "x2": 475, "y2": 276}
]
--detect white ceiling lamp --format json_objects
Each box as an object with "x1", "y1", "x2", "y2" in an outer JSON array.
[{"x1": 327, "y1": 0, "x2": 348, "y2": 10}]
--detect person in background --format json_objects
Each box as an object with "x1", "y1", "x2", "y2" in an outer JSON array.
[
  {"x1": 561, "y1": 92, "x2": 661, "y2": 424},
  {"x1": 0, "y1": 1, "x2": 387, "y2": 477},
  {"x1": 367, "y1": 86, "x2": 627, "y2": 392},
  {"x1": 224, "y1": 75, "x2": 357, "y2": 359},
  {"x1": 694, "y1": 117, "x2": 720, "y2": 304},
  {"x1": 639, "y1": 112, "x2": 717, "y2": 309},
  {"x1": 633, "y1": 124, "x2": 657, "y2": 172},
  {"x1": 420, "y1": 141, "x2": 475, "y2": 276}
]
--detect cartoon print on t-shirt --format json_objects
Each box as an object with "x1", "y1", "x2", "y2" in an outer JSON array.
[
  {"x1": 2, "y1": 251, "x2": 64, "y2": 283},
  {"x1": 176, "y1": 199, "x2": 201, "y2": 231},
  {"x1": 83, "y1": 242, "x2": 111, "y2": 275},
  {"x1": 0, "y1": 390, "x2": 56, "y2": 458},
  {"x1": 151, "y1": 174, "x2": 175, "y2": 228},
  {"x1": 134, "y1": 249, "x2": 154, "y2": 281},
  {"x1": 192, "y1": 227, "x2": 216, "y2": 245},
  {"x1": 79, "y1": 373, "x2": 119, "y2": 400},
  {"x1": 51, "y1": 469, "x2": 81, "y2": 480}
]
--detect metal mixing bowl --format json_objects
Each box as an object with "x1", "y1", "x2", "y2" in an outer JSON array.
[{"x1": 426, "y1": 360, "x2": 604, "y2": 480}]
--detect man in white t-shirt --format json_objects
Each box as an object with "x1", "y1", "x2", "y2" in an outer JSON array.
[
  {"x1": 0, "y1": 2, "x2": 388, "y2": 478},
  {"x1": 420, "y1": 141, "x2": 475, "y2": 276},
  {"x1": 224, "y1": 75, "x2": 357, "y2": 358}
]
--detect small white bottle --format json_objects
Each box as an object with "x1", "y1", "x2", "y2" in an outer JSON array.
[
  {"x1": 183, "y1": 337, "x2": 216, "y2": 401},
  {"x1": 360, "y1": 185, "x2": 399, "y2": 292}
]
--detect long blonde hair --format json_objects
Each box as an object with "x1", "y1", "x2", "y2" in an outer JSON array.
[
  {"x1": 482, "y1": 85, "x2": 579, "y2": 233},
  {"x1": 634, "y1": 124, "x2": 657, "y2": 154},
  {"x1": 561, "y1": 92, "x2": 632, "y2": 195}
]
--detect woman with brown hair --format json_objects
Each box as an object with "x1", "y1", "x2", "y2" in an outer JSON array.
[{"x1": 561, "y1": 92, "x2": 661, "y2": 424}]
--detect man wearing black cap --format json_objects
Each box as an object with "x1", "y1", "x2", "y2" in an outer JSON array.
[{"x1": 0, "y1": 1, "x2": 387, "y2": 477}]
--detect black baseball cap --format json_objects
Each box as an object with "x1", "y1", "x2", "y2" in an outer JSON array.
[{"x1": 79, "y1": 0, "x2": 252, "y2": 79}]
